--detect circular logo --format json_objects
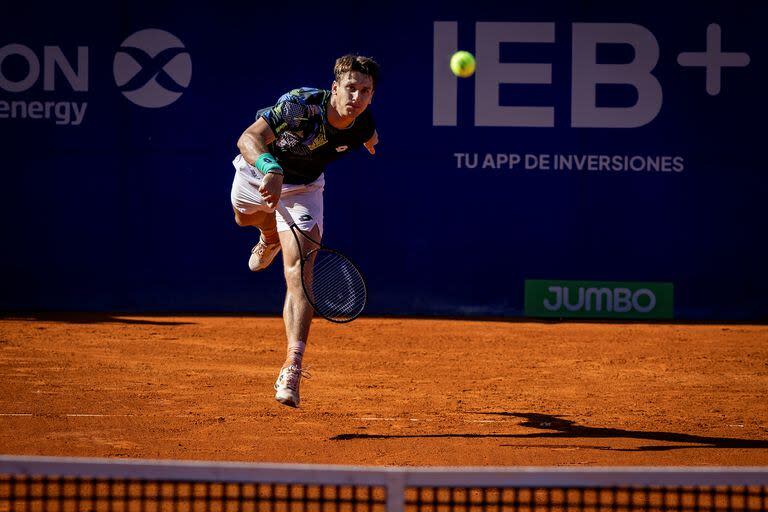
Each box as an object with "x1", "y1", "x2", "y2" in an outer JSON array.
[{"x1": 113, "y1": 29, "x2": 192, "y2": 108}]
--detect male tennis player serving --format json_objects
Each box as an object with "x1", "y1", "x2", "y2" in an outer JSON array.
[{"x1": 230, "y1": 54, "x2": 379, "y2": 407}]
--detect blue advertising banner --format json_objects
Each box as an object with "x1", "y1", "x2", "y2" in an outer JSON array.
[{"x1": 1, "y1": 2, "x2": 766, "y2": 319}]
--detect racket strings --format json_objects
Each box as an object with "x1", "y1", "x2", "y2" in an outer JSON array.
[
  {"x1": 304, "y1": 250, "x2": 366, "y2": 322},
  {"x1": 310, "y1": 258, "x2": 364, "y2": 317}
]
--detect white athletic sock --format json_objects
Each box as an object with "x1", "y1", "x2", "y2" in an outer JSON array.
[{"x1": 286, "y1": 340, "x2": 306, "y2": 367}]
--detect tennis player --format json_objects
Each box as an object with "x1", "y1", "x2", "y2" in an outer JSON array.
[{"x1": 230, "y1": 54, "x2": 379, "y2": 407}]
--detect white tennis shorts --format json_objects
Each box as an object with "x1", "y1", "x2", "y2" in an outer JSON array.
[{"x1": 230, "y1": 154, "x2": 324, "y2": 235}]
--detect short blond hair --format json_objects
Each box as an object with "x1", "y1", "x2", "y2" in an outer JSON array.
[{"x1": 334, "y1": 54, "x2": 379, "y2": 89}]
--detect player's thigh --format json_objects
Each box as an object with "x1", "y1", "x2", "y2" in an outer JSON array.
[
  {"x1": 230, "y1": 155, "x2": 272, "y2": 216},
  {"x1": 276, "y1": 178, "x2": 325, "y2": 236},
  {"x1": 233, "y1": 207, "x2": 274, "y2": 227},
  {"x1": 279, "y1": 225, "x2": 321, "y2": 267}
]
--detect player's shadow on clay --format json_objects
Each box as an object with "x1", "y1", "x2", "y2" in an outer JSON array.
[{"x1": 330, "y1": 412, "x2": 768, "y2": 451}]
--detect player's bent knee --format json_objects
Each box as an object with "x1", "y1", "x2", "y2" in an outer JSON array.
[{"x1": 236, "y1": 211, "x2": 259, "y2": 228}]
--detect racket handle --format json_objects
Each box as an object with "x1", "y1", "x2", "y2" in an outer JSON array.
[{"x1": 275, "y1": 203, "x2": 296, "y2": 227}]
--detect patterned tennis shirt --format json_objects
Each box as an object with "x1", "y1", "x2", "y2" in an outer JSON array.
[{"x1": 257, "y1": 87, "x2": 376, "y2": 185}]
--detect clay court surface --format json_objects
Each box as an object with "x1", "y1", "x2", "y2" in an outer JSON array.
[{"x1": 1, "y1": 315, "x2": 767, "y2": 466}]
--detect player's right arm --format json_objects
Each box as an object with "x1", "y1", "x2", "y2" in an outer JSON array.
[
  {"x1": 237, "y1": 118, "x2": 283, "y2": 208},
  {"x1": 238, "y1": 117, "x2": 276, "y2": 162}
]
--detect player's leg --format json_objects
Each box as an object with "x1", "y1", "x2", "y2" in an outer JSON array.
[
  {"x1": 272, "y1": 180, "x2": 324, "y2": 407},
  {"x1": 233, "y1": 208, "x2": 279, "y2": 241},
  {"x1": 273, "y1": 224, "x2": 321, "y2": 408},
  {"x1": 230, "y1": 156, "x2": 281, "y2": 271},
  {"x1": 280, "y1": 223, "x2": 321, "y2": 365},
  {"x1": 234, "y1": 210, "x2": 282, "y2": 272},
  {"x1": 277, "y1": 186, "x2": 325, "y2": 365}
]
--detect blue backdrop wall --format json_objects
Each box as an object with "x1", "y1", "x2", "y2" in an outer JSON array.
[{"x1": 2, "y1": 1, "x2": 766, "y2": 320}]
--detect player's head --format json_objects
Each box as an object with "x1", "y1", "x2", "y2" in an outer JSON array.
[
  {"x1": 331, "y1": 54, "x2": 379, "y2": 118},
  {"x1": 334, "y1": 54, "x2": 379, "y2": 89}
]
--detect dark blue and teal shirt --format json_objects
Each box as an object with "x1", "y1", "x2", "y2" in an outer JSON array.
[{"x1": 257, "y1": 87, "x2": 376, "y2": 185}]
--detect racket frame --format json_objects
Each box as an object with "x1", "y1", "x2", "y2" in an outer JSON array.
[{"x1": 277, "y1": 204, "x2": 367, "y2": 323}]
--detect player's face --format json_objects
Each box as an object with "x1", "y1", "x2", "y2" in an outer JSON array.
[{"x1": 332, "y1": 71, "x2": 374, "y2": 118}]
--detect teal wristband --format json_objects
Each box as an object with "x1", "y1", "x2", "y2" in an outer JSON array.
[{"x1": 254, "y1": 153, "x2": 283, "y2": 175}]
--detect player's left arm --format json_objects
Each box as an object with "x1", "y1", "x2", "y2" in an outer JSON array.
[{"x1": 363, "y1": 129, "x2": 378, "y2": 155}]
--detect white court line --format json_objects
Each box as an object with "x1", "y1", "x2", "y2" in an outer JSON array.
[
  {"x1": 66, "y1": 414, "x2": 130, "y2": 417},
  {"x1": 5, "y1": 414, "x2": 502, "y2": 422},
  {"x1": 355, "y1": 417, "x2": 425, "y2": 422},
  {"x1": 0, "y1": 413, "x2": 194, "y2": 418},
  {"x1": 354, "y1": 417, "x2": 499, "y2": 423},
  {"x1": 0, "y1": 413, "x2": 133, "y2": 418}
]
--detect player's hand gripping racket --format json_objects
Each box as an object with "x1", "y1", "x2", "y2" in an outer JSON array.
[{"x1": 275, "y1": 203, "x2": 367, "y2": 323}]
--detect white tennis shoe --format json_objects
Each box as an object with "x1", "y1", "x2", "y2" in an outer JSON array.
[
  {"x1": 248, "y1": 237, "x2": 281, "y2": 272},
  {"x1": 274, "y1": 365, "x2": 310, "y2": 408}
]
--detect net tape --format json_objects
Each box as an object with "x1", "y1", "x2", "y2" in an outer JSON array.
[{"x1": 1, "y1": 457, "x2": 767, "y2": 512}]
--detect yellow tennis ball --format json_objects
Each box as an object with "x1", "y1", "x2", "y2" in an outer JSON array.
[{"x1": 450, "y1": 51, "x2": 476, "y2": 78}]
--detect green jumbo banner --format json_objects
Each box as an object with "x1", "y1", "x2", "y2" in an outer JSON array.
[{"x1": 525, "y1": 280, "x2": 674, "y2": 319}]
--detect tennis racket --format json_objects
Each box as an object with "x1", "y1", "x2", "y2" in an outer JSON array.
[{"x1": 275, "y1": 203, "x2": 367, "y2": 323}]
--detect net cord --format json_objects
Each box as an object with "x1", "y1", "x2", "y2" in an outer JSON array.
[{"x1": 2, "y1": 456, "x2": 768, "y2": 486}]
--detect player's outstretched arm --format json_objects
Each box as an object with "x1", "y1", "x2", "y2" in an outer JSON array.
[
  {"x1": 237, "y1": 117, "x2": 276, "y2": 162},
  {"x1": 363, "y1": 130, "x2": 378, "y2": 155},
  {"x1": 237, "y1": 117, "x2": 283, "y2": 208}
]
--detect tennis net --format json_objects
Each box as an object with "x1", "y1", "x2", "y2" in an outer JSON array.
[{"x1": 1, "y1": 456, "x2": 767, "y2": 512}]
